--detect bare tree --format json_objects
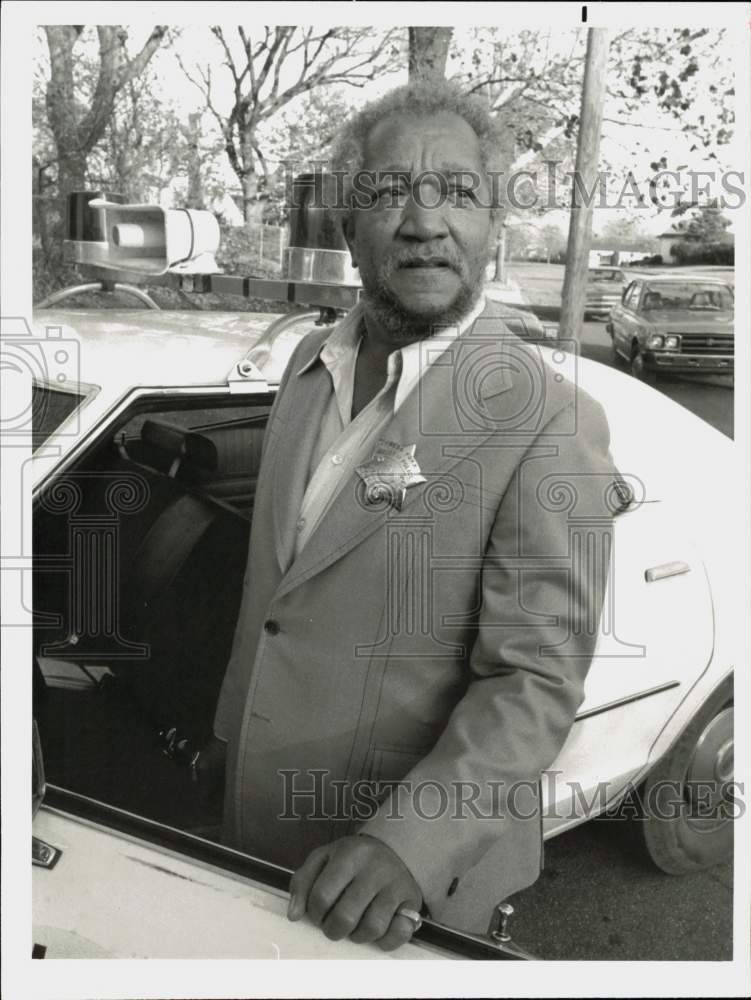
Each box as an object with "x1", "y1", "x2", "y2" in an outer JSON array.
[
  {"x1": 177, "y1": 26, "x2": 401, "y2": 221},
  {"x1": 181, "y1": 112, "x2": 206, "y2": 209},
  {"x1": 408, "y1": 28, "x2": 453, "y2": 81},
  {"x1": 44, "y1": 25, "x2": 168, "y2": 197}
]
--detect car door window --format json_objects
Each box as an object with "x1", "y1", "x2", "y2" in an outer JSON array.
[
  {"x1": 33, "y1": 391, "x2": 273, "y2": 840},
  {"x1": 31, "y1": 382, "x2": 95, "y2": 452}
]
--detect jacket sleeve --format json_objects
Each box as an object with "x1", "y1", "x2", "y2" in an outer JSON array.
[{"x1": 360, "y1": 396, "x2": 619, "y2": 925}]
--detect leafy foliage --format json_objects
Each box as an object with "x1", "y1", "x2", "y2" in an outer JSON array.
[
  {"x1": 670, "y1": 241, "x2": 734, "y2": 266},
  {"x1": 450, "y1": 27, "x2": 733, "y2": 185},
  {"x1": 611, "y1": 29, "x2": 734, "y2": 158},
  {"x1": 673, "y1": 200, "x2": 733, "y2": 242}
]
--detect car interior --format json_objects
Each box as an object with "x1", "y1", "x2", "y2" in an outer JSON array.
[
  {"x1": 641, "y1": 291, "x2": 663, "y2": 311},
  {"x1": 33, "y1": 393, "x2": 272, "y2": 839}
]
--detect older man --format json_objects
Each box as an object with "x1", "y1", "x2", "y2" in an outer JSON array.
[{"x1": 207, "y1": 80, "x2": 619, "y2": 950}]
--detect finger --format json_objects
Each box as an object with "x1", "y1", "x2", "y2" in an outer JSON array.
[
  {"x1": 347, "y1": 891, "x2": 401, "y2": 945},
  {"x1": 321, "y1": 873, "x2": 381, "y2": 942},
  {"x1": 376, "y1": 912, "x2": 418, "y2": 952},
  {"x1": 287, "y1": 847, "x2": 330, "y2": 922},
  {"x1": 305, "y1": 854, "x2": 359, "y2": 927}
]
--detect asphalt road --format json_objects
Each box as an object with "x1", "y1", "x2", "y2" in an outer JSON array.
[{"x1": 497, "y1": 262, "x2": 734, "y2": 961}]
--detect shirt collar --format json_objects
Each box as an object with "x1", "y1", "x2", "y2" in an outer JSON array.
[
  {"x1": 296, "y1": 301, "x2": 366, "y2": 377},
  {"x1": 296, "y1": 295, "x2": 486, "y2": 384}
]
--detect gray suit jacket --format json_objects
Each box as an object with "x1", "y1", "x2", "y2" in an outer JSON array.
[{"x1": 214, "y1": 301, "x2": 619, "y2": 934}]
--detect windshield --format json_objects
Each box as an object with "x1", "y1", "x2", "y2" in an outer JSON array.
[
  {"x1": 588, "y1": 269, "x2": 623, "y2": 282},
  {"x1": 642, "y1": 283, "x2": 734, "y2": 312},
  {"x1": 31, "y1": 383, "x2": 87, "y2": 452}
]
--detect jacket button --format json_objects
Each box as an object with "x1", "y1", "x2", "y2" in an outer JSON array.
[{"x1": 263, "y1": 619, "x2": 280, "y2": 635}]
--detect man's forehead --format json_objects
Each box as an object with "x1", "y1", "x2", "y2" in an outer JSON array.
[{"x1": 362, "y1": 110, "x2": 484, "y2": 171}]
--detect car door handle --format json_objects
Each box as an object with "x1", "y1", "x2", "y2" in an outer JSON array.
[
  {"x1": 32, "y1": 836, "x2": 62, "y2": 869},
  {"x1": 644, "y1": 561, "x2": 691, "y2": 582}
]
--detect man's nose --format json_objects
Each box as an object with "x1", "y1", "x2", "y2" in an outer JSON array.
[{"x1": 398, "y1": 189, "x2": 449, "y2": 241}]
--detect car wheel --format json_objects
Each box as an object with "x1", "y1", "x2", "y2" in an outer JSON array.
[
  {"x1": 610, "y1": 337, "x2": 625, "y2": 367},
  {"x1": 630, "y1": 345, "x2": 657, "y2": 384},
  {"x1": 637, "y1": 683, "x2": 734, "y2": 875}
]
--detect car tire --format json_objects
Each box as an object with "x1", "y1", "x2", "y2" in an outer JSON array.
[
  {"x1": 636, "y1": 680, "x2": 734, "y2": 875},
  {"x1": 610, "y1": 337, "x2": 625, "y2": 367},
  {"x1": 630, "y1": 345, "x2": 657, "y2": 385}
]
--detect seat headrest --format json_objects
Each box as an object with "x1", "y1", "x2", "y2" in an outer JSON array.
[
  {"x1": 140, "y1": 419, "x2": 218, "y2": 476},
  {"x1": 643, "y1": 292, "x2": 662, "y2": 309}
]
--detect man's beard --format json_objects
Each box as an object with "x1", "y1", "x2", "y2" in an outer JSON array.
[{"x1": 358, "y1": 250, "x2": 487, "y2": 340}]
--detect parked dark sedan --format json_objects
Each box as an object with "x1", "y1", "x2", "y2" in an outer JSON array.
[{"x1": 607, "y1": 275, "x2": 734, "y2": 383}]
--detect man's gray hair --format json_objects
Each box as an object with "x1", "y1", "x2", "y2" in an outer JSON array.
[{"x1": 330, "y1": 78, "x2": 509, "y2": 217}]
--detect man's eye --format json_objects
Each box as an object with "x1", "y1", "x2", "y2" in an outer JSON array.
[
  {"x1": 376, "y1": 186, "x2": 407, "y2": 205},
  {"x1": 449, "y1": 186, "x2": 476, "y2": 205}
]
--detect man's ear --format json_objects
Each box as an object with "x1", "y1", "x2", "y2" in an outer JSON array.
[{"x1": 342, "y1": 210, "x2": 358, "y2": 268}]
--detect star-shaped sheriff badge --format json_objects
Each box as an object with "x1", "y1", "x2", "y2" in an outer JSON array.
[{"x1": 356, "y1": 439, "x2": 426, "y2": 511}]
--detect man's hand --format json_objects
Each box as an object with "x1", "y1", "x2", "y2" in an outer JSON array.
[{"x1": 287, "y1": 834, "x2": 423, "y2": 951}]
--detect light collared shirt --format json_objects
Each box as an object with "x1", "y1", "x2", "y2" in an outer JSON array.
[{"x1": 292, "y1": 296, "x2": 487, "y2": 558}]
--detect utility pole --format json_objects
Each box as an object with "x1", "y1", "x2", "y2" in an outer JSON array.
[{"x1": 559, "y1": 28, "x2": 610, "y2": 341}]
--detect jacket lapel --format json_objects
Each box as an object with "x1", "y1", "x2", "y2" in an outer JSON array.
[
  {"x1": 275, "y1": 307, "x2": 524, "y2": 598},
  {"x1": 270, "y1": 349, "x2": 332, "y2": 574}
]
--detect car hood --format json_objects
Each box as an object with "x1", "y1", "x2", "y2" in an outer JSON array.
[{"x1": 642, "y1": 309, "x2": 734, "y2": 333}]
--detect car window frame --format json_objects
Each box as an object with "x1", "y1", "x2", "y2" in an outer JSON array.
[{"x1": 622, "y1": 280, "x2": 641, "y2": 312}]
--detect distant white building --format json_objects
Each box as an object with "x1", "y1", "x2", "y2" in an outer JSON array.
[{"x1": 589, "y1": 247, "x2": 652, "y2": 267}]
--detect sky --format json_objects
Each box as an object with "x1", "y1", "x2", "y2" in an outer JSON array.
[{"x1": 33, "y1": 23, "x2": 739, "y2": 237}]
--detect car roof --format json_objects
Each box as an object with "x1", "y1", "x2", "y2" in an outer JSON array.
[{"x1": 632, "y1": 273, "x2": 732, "y2": 285}]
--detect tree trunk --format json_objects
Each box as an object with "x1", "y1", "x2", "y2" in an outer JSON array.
[
  {"x1": 241, "y1": 173, "x2": 258, "y2": 223},
  {"x1": 493, "y1": 227, "x2": 507, "y2": 282},
  {"x1": 43, "y1": 25, "x2": 166, "y2": 199},
  {"x1": 56, "y1": 153, "x2": 88, "y2": 199},
  {"x1": 559, "y1": 29, "x2": 611, "y2": 342},
  {"x1": 185, "y1": 113, "x2": 205, "y2": 209},
  {"x1": 408, "y1": 28, "x2": 453, "y2": 82}
]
